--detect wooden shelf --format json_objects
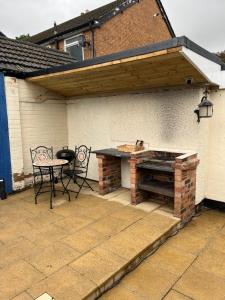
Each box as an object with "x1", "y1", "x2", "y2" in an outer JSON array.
[{"x1": 138, "y1": 180, "x2": 174, "y2": 197}]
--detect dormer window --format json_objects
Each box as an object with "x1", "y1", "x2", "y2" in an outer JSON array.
[{"x1": 64, "y1": 35, "x2": 84, "y2": 61}]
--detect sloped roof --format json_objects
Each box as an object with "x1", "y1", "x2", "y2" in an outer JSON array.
[
  {"x1": 0, "y1": 35, "x2": 76, "y2": 77},
  {"x1": 28, "y1": 0, "x2": 175, "y2": 45},
  {"x1": 28, "y1": 0, "x2": 130, "y2": 44}
]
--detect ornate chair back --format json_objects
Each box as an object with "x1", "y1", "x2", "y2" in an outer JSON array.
[{"x1": 74, "y1": 145, "x2": 91, "y2": 175}]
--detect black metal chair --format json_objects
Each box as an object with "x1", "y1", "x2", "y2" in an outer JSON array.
[
  {"x1": 63, "y1": 145, "x2": 93, "y2": 197},
  {"x1": 30, "y1": 146, "x2": 53, "y2": 199}
]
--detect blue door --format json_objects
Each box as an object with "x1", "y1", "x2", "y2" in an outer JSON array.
[{"x1": 0, "y1": 73, "x2": 12, "y2": 193}]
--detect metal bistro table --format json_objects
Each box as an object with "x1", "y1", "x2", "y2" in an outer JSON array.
[{"x1": 33, "y1": 159, "x2": 70, "y2": 209}]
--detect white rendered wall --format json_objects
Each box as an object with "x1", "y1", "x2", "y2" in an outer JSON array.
[
  {"x1": 67, "y1": 89, "x2": 209, "y2": 204},
  {"x1": 206, "y1": 89, "x2": 225, "y2": 202},
  {"x1": 5, "y1": 76, "x2": 225, "y2": 204},
  {"x1": 5, "y1": 77, "x2": 68, "y2": 189},
  {"x1": 4, "y1": 77, "x2": 24, "y2": 190}
]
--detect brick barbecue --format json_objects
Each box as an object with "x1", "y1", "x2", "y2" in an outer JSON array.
[{"x1": 94, "y1": 148, "x2": 199, "y2": 223}]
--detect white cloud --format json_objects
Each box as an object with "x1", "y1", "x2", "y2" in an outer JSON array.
[
  {"x1": 0, "y1": 0, "x2": 224, "y2": 52},
  {"x1": 162, "y1": 0, "x2": 225, "y2": 52}
]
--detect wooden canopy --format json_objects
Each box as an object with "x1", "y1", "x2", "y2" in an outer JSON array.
[{"x1": 27, "y1": 47, "x2": 211, "y2": 98}]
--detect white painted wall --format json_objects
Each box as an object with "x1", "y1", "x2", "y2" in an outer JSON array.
[
  {"x1": 4, "y1": 77, "x2": 24, "y2": 190},
  {"x1": 5, "y1": 76, "x2": 225, "y2": 204},
  {"x1": 67, "y1": 88, "x2": 209, "y2": 204},
  {"x1": 5, "y1": 77, "x2": 68, "y2": 188},
  {"x1": 206, "y1": 89, "x2": 225, "y2": 202}
]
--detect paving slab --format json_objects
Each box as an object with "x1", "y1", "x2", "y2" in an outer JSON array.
[
  {"x1": 101, "y1": 208, "x2": 225, "y2": 300},
  {"x1": 0, "y1": 221, "x2": 35, "y2": 245},
  {"x1": 0, "y1": 236, "x2": 36, "y2": 268},
  {"x1": 133, "y1": 201, "x2": 161, "y2": 212},
  {"x1": 11, "y1": 292, "x2": 33, "y2": 300},
  {"x1": 28, "y1": 266, "x2": 97, "y2": 300},
  {"x1": 70, "y1": 247, "x2": 126, "y2": 287},
  {"x1": 0, "y1": 187, "x2": 181, "y2": 300},
  {"x1": 63, "y1": 227, "x2": 107, "y2": 254},
  {"x1": 100, "y1": 221, "x2": 164, "y2": 261},
  {"x1": 193, "y1": 248, "x2": 225, "y2": 279},
  {"x1": 110, "y1": 206, "x2": 146, "y2": 223},
  {"x1": 0, "y1": 260, "x2": 43, "y2": 299},
  {"x1": 207, "y1": 233, "x2": 225, "y2": 253},
  {"x1": 119, "y1": 262, "x2": 178, "y2": 300},
  {"x1": 26, "y1": 211, "x2": 63, "y2": 227},
  {"x1": 0, "y1": 207, "x2": 34, "y2": 225},
  {"x1": 175, "y1": 266, "x2": 225, "y2": 300},
  {"x1": 143, "y1": 244, "x2": 195, "y2": 275},
  {"x1": 100, "y1": 286, "x2": 144, "y2": 299},
  {"x1": 163, "y1": 290, "x2": 192, "y2": 300},
  {"x1": 88, "y1": 215, "x2": 133, "y2": 238},
  {"x1": 25, "y1": 241, "x2": 81, "y2": 275},
  {"x1": 24, "y1": 223, "x2": 68, "y2": 248},
  {"x1": 56, "y1": 214, "x2": 95, "y2": 234},
  {"x1": 164, "y1": 229, "x2": 208, "y2": 255}
]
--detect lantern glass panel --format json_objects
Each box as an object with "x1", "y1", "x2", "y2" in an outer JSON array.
[
  {"x1": 208, "y1": 106, "x2": 213, "y2": 117},
  {"x1": 199, "y1": 105, "x2": 208, "y2": 117}
]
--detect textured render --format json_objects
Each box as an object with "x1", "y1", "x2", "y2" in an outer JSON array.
[
  {"x1": 206, "y1": 89, "x2": 225, "y2": 202},
  {"x1": 5, "y1": 75, "x2": 225, "y2": 204},
  {"x1": 5, "y1": 77, "x2": 68, "y2": 190},
  {"x1": 4, "y1": 77, "x2": 24, "y2": 190},
  {"x1": 67, "y1": 89, "x2": 209, "y2": 204}
]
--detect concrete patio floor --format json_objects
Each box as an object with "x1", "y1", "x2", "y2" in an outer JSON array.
[
  {"x1": 0, "y1": 182, "x2": 180, "y2": 300},
  {"x1": 101, "y1": 207, "x2": 225, "y2": 300}
]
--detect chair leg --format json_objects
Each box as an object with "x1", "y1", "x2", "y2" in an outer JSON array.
[
  {"x1": 63, "y1": 176, "x2": 72, "y2": 194},
  {"x1": 83, "y1": 178, "x2": 94, "y2": 191},
  {"x1": 76, "y1": 178, "x2": 85, "y2": 198},
  {"x1": 49, "y1": 167, "x2": 54, "y2": 209},
  {"x1": 34, "y1": 173, "x2": 43, "y2": 205},
  {"x1": 61, "y1": 168, "x2": 71, "y2": 202},
  {"x1": 33, "y1": 176, "x2": 38, "y2": 205}
]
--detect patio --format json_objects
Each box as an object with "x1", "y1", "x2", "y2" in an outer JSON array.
[
  {"x1": 0, "y1": 182, "x2": 180, "y2": 300},
  {"x1": 1, "y1": 35, "x2": 225, "y2": 300},
  {"x1": 102, "y1": 208, "x2": 225, "y2": 300}
]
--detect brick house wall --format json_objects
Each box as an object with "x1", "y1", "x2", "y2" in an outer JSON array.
[
  {"x1": 92, "y1": 0, "x2": 172, "y2": 58},
  {"x1": 51, "y1": 0, "x2": 173, "y2": 60}
]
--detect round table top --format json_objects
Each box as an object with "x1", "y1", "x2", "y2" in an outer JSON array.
[{"x1": 33, "y1": 159, "x2": 69, "y2": 167}]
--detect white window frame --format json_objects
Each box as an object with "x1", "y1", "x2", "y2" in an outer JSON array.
[{"x1": 64, "y1": 34, "x2": 84, "y2": 60}]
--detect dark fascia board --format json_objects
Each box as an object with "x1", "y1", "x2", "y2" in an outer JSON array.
[
  {"x1": 155, "y1": 0, "x2": 176, "y2": 38},
  {"x1": 0, "y1": 69, "x2": 27, "y2": 79},
  {"x1": 40, "y1": 25, "x2": 91, "y2": 47},
  {"x1": 25, "y1": 36, "x2": 225, "y2": 79},
  {"x1": 36, "y1": 21, "x2": 92, "y2": 45}
]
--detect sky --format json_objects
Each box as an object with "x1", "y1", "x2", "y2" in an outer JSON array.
[{"x1": 0, "y1": 0, "x2": 224, "y2": 53}]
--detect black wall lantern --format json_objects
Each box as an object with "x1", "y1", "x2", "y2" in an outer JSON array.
[{"x1": 194, "y1": 89, "x2": 213, "y2": 123}]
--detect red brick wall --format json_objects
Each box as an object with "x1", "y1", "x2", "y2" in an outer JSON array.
[
  {"x1": 92, "y1": 0, "x2": 172, "y2": 57},
  {"x1": 54, "y1": 0, "x2": 172, "y2": 59}
]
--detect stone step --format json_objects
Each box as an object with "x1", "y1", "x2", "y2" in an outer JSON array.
[{"x1": 68, "y1": 211, "x2": 181, "y2": 299}]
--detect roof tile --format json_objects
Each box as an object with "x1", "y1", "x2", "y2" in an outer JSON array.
[{"x1": 0, "y1": 36, "x2": 76, "y2": 76}]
